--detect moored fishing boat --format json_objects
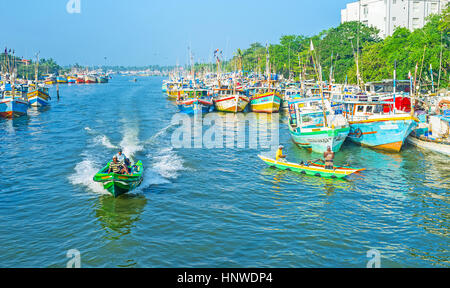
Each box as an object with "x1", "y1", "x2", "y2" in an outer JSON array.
[
  {"x1": 44, "y1": 76, "x2": 56, "y2": 85},
  {"x1": 176, "y1": 89, "x2": 214, "y2": 114},
  {"x1": 213, "y1": 88, "x2": 249, "y2": 112},
  {"x1": 0, "y1": 86, "x2": 29, "y2": 118},
  {"x1": 166, "y1": 82, "x2": 186, "y2": 100},
  {"x1": 342, "y1": 100, "x2": 418, "y2": 152},
  {"x1": 177, "y1": 97, "x2": 214, "y2": 115},
  {"x1": 250, "y1": 88, "x2": 281, "y2": 113},
  {"x1": 288, "y1": 98, "x2": 350, "y2": 153},
  {"x1": 27, "y1": 84, "x2": 50, "y2": 107},
  {"x1": 27, "y1": 57, "x2": 51, "y2": 107},
  {"x1": 56, "y1": 76, "x2": 67, "y2": 84},
  {"x1": 67, "y1": 76, "x2": 77, "y2": 84},
  {"x1": 258, "y1": 155, "x2": 364, "y2": 179},
  {"x1": 84, "y1": 75, "x2": 97, "y2": 83},
  {"x1": 76, "y1": 75, "x2": 85, "y2": 83},
  {"x1": 93, "y1": 160, "x2": 144, "y2": 197},
  {"x1": 407, "y1": 113, "x2": 450, "y2": 156}
]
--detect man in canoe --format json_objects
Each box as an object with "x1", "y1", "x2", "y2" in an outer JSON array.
[
  {"x1": 108, "y1": 156, "x2": 130, "y2": 175},
  {"x1": 276, "y1": 145, "x2": 287, "y2": 162},
  {"x1": 323, "y1": 146, "x2": 335, "y2": 170}
]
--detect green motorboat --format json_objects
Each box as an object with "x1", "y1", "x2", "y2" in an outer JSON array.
[
  {"x1": 93, "y1": 160, "x2": 144, "y2": 197},
  {"x1": 258, "y1": 155, "x2": 365, "y2": 179}
]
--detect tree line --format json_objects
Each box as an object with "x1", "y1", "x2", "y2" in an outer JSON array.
[{"x1": 198, "y1": 5, "x2": 449, "y2": 90}]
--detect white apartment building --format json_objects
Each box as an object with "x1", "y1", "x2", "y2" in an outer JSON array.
[{"x1": 341, "y1": 0, "x2": 449, "y2": 38}]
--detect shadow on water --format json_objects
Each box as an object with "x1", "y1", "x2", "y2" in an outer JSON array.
[{"x1": 94, "y1": 194, "x2": 147, "y2": 240}]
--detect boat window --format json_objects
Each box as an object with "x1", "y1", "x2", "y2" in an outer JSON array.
[
  {"x1": 357, "y1": 106, "x2": 364, "y2": 112},
  {"x1": 374, "y1": 105, "x2": 383, "y2": 113},
  {"x1": 366, "y1": 106, "x2": 373, "y2": 113}
]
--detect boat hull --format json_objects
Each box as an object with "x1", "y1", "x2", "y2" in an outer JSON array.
[
  {"x1": 348, "y1": 116, "x2": 418, "y2": 152},
  {"x1": 0, "y1": 98, "x2": 29, "y2": 118},
  {"x1": 258, "y1": 155, "x2": 362, "y2": 179},
  {"x1": 56, "y1": 77, "x2": 67, "y2": 84},
  {"x1": 289, "y1": 125, "x2": 350, "y2": 153},
  {"x1": 250, "y1": 92, "x2": 281, "y2": 113},
  {"x1": 27, "y1": 89, "x2": 50, "y2": 107},
  {"x1": 214, "y1": 95, "x2": 249, "y2": 112},
  {"x1": 103, "y1": 178, "x2": 143, "y2": 197},
  {"x1": 407, "y1": 135, "x2": 450, "y2": 156},
  {"x1": 177, "y1": 99, "x2": 214, "y2": 115},
  {"x1": 93, "y1": 160, "x2": 144, "y2": 197}
]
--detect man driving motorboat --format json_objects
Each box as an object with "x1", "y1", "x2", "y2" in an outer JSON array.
[{"x1": 115, "y1": 149, "x2": 131, "y2": 167}]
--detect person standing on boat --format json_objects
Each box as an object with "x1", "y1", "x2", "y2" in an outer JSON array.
[
  {"x1": 116, "y1": 149, "x2": 132, "y2": 170},
  {"x1": 323, "y1": 146, "x2": 334, "y2": 170},
  {"x1": 276, "y1": 145, "x2": 287, "y2": 162}
]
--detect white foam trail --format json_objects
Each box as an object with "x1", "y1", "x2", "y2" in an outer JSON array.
[
  {"x1": 119, "y1": 127, "x2": 144, "y2": 160},
  {"x1": 68, "y1": 158, "x2": 108, "y2": 195},
  {"x1": 85, "y1": 126, "x2": 118, "y2": 149},
  {"x1": 94, "y1": 135, "x2": 118, "y2": 149},
  {"x1": 133, "y1": 168, "x2": 171, "y2": 194},
  {"x1": 151, "y1": 147, "x2": 189, "y2": 179},
  {"x1": 144, "y1": 122, "x2": 178, "y2": 145}
]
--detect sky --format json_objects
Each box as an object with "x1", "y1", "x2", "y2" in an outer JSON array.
[{"x1": 1, "y1": 0, "x2": 353, "y2": 66}]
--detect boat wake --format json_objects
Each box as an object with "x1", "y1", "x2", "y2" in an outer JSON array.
[
  {"x1": 75, "y1": 124, "x2": 189, "y2": 195},
  {"x1": 144, "y1": 122, "x2": 178, "y2": 145},
  {"x1": 119, "y1": 126, "x2": 144, "y2": 161},
  {"x1": 95, "y1": 135, "x2": 118, "y2": 149},
  {"x1": 68, "y1": 156, "x2": 108, "y2": 195},
  {"x1": 150, "y1": 147, "x2": 190, "y2": 179},
  {"x1": 85, "y1": 126, "x2": 118, "y2": 149}
]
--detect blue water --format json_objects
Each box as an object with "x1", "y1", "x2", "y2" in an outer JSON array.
[{"x1": 0, "y1": 76, "x2": 448, "y2": 268}]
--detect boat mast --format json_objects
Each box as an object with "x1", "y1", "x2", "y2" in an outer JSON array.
[
  {"x1": 309, "y1": 40, "x2": 327, "y2": 127},
  {"x1": 35, "y1": 52, "x2": 39, "y2": 84},
  {"x1": 266, "y1": 44, "x2": 271, "y2": 90}
]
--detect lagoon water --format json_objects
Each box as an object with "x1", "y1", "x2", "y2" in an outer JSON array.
[{"x1": 0, "y1": 76, "x2": 448, "y2": 267}]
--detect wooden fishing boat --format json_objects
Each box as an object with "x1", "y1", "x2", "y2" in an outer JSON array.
[
  {"x1": 84, "y1": 75, "x2": 97, "y2": 84},
  {"x1": 56, "y1": 76, "x2": 67, "y2": 84},
  {"x1": 0, "y1": 88, "x2": 29, "y2": 118},
  {"x1": 258, "y1": 155, "x2": 364, "y2": 179},
  {"x1": 406, "y1": 114, "x2": 450, "y2": 156},
  {"x1": 177, "y1": 97, "x2": 214, "y2": 115},
  {"x1": 76, "y1": 75, "x2": 85, "y2": 83},
  {"x1": 93, "y1": 160, "x2": 144, "y2": 197},
  {"x1": 341, "y1": 100, "x2": 418, "y2": 152},
  {"x1": 250, "y1": 89, "x2": 281, "y2": 113},
  {"x1": 213, "y1": 88, "x2": 249, "y2": 112},
  {"x1": 27, "y1": 85, "x2": 50, "y2": 107},
  {"x1": 67, "y1": 76, "x2": 77, "y2": 84},
  {"x1": 44, "y1": 77, "x2": 56, "y2": 85},
  {"x1": 288, "y1": 98, "x2": 350, "y2": 153}
]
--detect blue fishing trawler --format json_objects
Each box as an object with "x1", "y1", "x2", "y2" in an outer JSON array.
[{"x1": 0, "y1": 84, "x2": 29, "y2": 118}]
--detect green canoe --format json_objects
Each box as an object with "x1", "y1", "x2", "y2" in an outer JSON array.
[
  {"x1": 258, "y1": 155, "x2": 364, "y2": 179},
  {"x1": 93, "y1": 160, "x2": 144, "y2": 197}
]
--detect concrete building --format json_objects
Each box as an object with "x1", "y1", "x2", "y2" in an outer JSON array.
[{"x1": 341, "y1": 0, "x2": 449, "y2": 38}]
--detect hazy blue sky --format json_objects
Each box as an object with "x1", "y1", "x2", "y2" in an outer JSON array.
[{"x1": 1, "y1": 0, "x2": 352, "y2": 66}]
